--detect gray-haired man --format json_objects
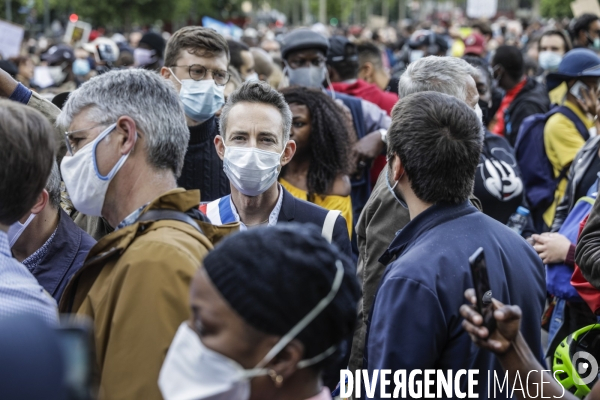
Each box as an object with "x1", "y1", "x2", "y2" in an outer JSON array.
[
  {"x1": 56, "y1": 68, "x2": 234, "y2": 400},
  {"x1": 349, "y1": 56, "x2": 484, "y2": 373}
]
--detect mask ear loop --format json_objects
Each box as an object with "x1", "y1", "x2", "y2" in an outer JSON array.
[
  {"x1": 253, "y1": 260, "x2": 345, "y2": 371},
  {"x1": 279, "y1": 62, "x2": 290, "y2": 90},
  {"x1": 169, "y1": 68, "x2": 183, "y2": 85},
  {"x1": 325, "y1": 69, "x2": 336, "y2": 100}
]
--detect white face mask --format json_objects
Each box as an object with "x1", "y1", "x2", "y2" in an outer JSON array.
[
  {"x1": 134, "y1": 48, "x2": 157, "y2": 67},
  {"x1": 158, "y1": 261, "x2": 344, "y2": 400},
  {"x1": 7, "y1": 213, "x2": 36, "y2": 248},
  {"x1": 409, "y1": 50, "x2": 424, "y2": 63},
  {"x1": 222, "y1": 143, "x2": 285, "y2": 197},
  {"x1": 170, "y1": 70, "x2": 225, "y2": 123},
  {"x1": 245, "y1": 72, "x2": 259, "y2": 82},
  {"x1": 60, "y1": 123, "x2": 134, "y2": 217},
  {"x1": 538, "y1": 51, "x2": 562, "y2": 72}
]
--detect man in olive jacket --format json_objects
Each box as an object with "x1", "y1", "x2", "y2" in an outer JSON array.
[{"x1": 56, "y1": 69, "x2": 237, "y2": 400}]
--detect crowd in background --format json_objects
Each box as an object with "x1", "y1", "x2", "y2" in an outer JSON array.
[{"x1": 6, "y1": 8, "x2": 600, "y2": 400}]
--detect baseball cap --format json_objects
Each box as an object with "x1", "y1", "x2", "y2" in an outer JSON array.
[
  {"x1": 464, "y1": 32, "x2": 486, "y2": 56},
  {"x1": 327, "y1": 36, "x2": 358, "y2": 64}
]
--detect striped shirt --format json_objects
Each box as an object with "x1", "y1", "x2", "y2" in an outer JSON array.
[{"x1": 0, "y1": 230, "x2": 58, "y2": 325}]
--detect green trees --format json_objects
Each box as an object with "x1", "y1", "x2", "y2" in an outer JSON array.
[{"x1": 540, "y1": 0, "x2": 573, "y2": 18}]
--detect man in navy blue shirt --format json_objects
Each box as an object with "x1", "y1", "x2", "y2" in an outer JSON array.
[{"x1": 364, "y1": 91, "x2": 545, "y2": 399}]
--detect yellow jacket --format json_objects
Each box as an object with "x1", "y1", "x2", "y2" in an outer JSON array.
[
  {"x1": 543, "y1": 100, "x2": 593, "y2": 226},
  {"x1": 279, "y1": 178, "x2": 353, "y2": 236},
  {"x1": 59, "y1": 189, "x2": 238, "y2": 400}
]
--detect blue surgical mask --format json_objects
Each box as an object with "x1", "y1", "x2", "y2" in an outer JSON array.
[
  {"x1": 72, "y1": 59, "x2": 91, "y2": 76},
  {"x1": 284, "y1": 63, "x2": 326, "y2": 89},
  {"x1": 170, "y1": 70, "x2": 225, "y2": 123},
  {"x1": 538, "y1": 51, "x2": 562, "y2": 72}
]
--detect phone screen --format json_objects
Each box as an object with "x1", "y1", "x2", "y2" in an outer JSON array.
[
  {"x1": 56, "y1": 321, "x2": 95, "y2": 400},
  {"x1": 468, "y1": 247, "x2": 496, "y2": 332},
  {"x1": 570, "y1": 81, "x2": 589, "y2": 102}
]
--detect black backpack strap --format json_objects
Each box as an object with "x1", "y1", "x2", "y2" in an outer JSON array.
[
  {"x1": 557, "y1": 106, "x2": 590, "y2": 141},
  {"x1": 137, "y1": 209, "x2": 203, "y2": 234}
]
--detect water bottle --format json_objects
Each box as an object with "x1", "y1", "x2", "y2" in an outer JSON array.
[{"x1": 506, "y1": 206, "x2": 530, "y2": 234}]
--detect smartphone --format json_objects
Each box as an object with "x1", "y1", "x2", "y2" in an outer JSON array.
[
  {"x1": 468, "y1": 247, "x2": 496, "y2": 333},
  {"x1": 56, "y1": 318, "x2": 96, "y2": 400},
  {"x1": 570, "y1": 80, "x2": 590, "y2": 103}
]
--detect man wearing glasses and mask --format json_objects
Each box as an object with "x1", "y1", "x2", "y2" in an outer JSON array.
[{"x1": 161, "y1": 26, "x2": 232, "y2": 202}]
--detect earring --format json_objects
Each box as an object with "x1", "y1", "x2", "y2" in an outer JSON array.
[{"x1": 268, "y1": 369, "x2": 284, "y2": 388}]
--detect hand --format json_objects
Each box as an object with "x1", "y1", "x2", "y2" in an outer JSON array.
[
  {"x1": 531, "y1": 232, "x2": 571, "y2": 264},
  {"x1": 526, "y1": 236, "x2": 535, "y2": 246},
  {"x1": 576, "y1": 85, "x2": 599, "y2": 118},
  {"x1": 352, "y1": 130, "x2": 385, "y2": 170},
  {"x1": 460, "y1": 289, "x2": 522, "y2": 354}
]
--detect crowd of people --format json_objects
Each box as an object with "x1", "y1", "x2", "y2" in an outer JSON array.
[{"x1": 6, "y1": 9, "x2": 600, "y2": 400}]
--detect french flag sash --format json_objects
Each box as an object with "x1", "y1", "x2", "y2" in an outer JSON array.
[{"x1": 199, "y1": 195, "x2": 236, "y2": 225}]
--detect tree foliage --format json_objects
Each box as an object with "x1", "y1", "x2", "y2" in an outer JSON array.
[{"x1": 540, "y1": 0, "x2": 573, "y2": 18}]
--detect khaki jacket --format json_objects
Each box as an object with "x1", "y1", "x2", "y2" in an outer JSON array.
[{"x1": 59, "y1": 189, "x2": 238, "y2": 400}]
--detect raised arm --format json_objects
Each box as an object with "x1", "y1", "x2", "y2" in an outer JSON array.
[{"x1": 460, "y1": 289, "x2": 578, "y2": 400}]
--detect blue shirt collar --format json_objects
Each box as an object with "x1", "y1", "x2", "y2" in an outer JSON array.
[{"x1": 379, "y1": 200, "x2": 477, "y2": 265}]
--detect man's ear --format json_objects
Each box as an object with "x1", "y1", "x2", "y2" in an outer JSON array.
[
  {"x1": 30, "y1": 189, "x2": 49, "y2": 215},
  {"x1": 359, "y1": 62, "x2": 374, "y2": 81},
  {"x1": 160, "y1": 66, "x2": 171, "y2": 79},
  {"x1": 281, "y1": 140, "x2": 296, "y2": 167},
  {"x1": 392, "y1": 155, "x2": 405, "y2": 181},
  {"x1": 214, "y1": 135, "x2": 226, "y2": 161},
  {"x1": 115, "y1": 116, "x2": 137, "y2": 156}
]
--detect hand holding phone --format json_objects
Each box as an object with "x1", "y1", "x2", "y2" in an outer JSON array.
[
  {"x1": 468, "y1": 247, "x2": 496, "y2": 333},
  {"x1": 571, "y1": 80, "x2": 599, "y2": 117}
]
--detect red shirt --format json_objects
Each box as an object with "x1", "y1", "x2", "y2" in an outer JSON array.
[
  {"x1": 331, "y1": 79, "x2": 398, "y2": 116},
  {"x1": 492, "y1": 77, "x2": 527, "y2": 136}
]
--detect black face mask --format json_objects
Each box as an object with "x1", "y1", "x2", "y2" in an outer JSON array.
[{"x1": 478, "y1": 99, "x2": 490, "y2": 127}]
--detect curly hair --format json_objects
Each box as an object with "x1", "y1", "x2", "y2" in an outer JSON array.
[{"x1": 280, "y1": 86, "x2": 354, "y2": 202}]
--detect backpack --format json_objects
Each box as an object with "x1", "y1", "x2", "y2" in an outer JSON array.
[
  {"x1": 546, "y1": 185, "x2": 597, "y2": 301},
  {"x1": 514, "y1": 106, "x2": 589, "y2": 226}
]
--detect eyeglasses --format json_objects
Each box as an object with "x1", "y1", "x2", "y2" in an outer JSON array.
[
  {"x1": 286, "y1": 57, "x2": 326, "y2": 69},
  {"x1": 171, "y1": 64, "x2": 230, "y2": 86},
  {"x1": 64, "y1": 124, "x2": 106, "y2": 155}
]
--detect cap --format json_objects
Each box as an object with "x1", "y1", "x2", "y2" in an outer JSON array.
[
  {"x1": 463, "y1": 32, "x2": 486, "y2": 56},
  {"x1": 546, "y1": 48, "x2": 600, "y2": 90},
  {"x1": 203, "y1": 223, "x2": 360, "y2": 359},
  {"x1": 327, "y1": 36, "x2": 358, "y2": 64},
  {"x1": 280, "y1": 28, "x2": 329, "y2": 60},
  {"x1": 139, "y1": 32, "x2": 166, "y2": 59},
  {"x1": 41, "y1": 44, "x2": 74, "y2": 65}
]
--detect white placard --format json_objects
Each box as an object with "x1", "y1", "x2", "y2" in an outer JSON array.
[
  {"x1": 571, "y1": 0, "x2": 600, "y2": 18},
  {"x1": 466, "y1": 0, "x2": 498, "y2": 18},
  {"x1": 0, "y1": 20, "x2": 24, "y2": 59},
  {"x1": 63, "y1": 20, "x2": 92, "y2": 46}
]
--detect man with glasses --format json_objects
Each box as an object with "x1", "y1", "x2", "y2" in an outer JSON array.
[
  {"x1": 56, "y1": 68, "x2": 230, "y2": 400},
  {"x1": 161, "y1": 26, "x2": 232, "y2": 202}
]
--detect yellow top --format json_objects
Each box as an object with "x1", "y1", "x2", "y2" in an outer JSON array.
[
  {"x1": 548, "y1": 82, "x2": 567, "y2": 105},
  {"x1": 543, "y1": 100, "x2": 593, "y2": 226},
  {"x1": 279, "y1": 177, "x2": 353, "y2": 236}
]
